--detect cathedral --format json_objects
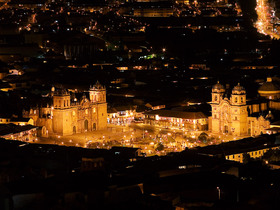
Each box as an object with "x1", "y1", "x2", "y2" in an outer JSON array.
[
  {"x1": 209, "y1": 82, "x2": 270, "y2": 137},
  {"x1": 24, "y1": 82, "x2": 107, "y2": 136}
]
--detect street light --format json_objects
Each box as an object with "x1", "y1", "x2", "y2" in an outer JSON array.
[{"x1": 217, "y1": 187, "x2": 221, "y2": 200}]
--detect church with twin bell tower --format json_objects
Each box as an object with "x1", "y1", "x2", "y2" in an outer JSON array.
[
  {"x1": 210, "y1": 82, "x2": 270, "y2": 137},
  {"x1": 24, "y1": 81, "x2": 107, "y2": 136}
]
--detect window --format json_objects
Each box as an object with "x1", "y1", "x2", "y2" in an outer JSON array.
[
  {"x1": 215, "y1": 95, "x2": 217, "y2": 101},
  {"x1": 235, "y1": 97, "x2": 237, "y2": 103},
  {"x1": 241, "y1": 97, "x2": 243, "y2": 103},
  {"x1": 235, "y1": 117, "x2": 237, "y2": 120}
]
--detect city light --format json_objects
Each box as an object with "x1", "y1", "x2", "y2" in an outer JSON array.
[{"x1": 255, "y1": 0, "x2": 280, "y2": 39}]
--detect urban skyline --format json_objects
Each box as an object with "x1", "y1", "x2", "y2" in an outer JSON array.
[{"x1": 1, "y1": 0, "x2": 280, "y2": 209}]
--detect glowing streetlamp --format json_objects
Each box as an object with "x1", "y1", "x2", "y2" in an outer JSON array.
[{"x1": 217, "y1": 187, "x2": 221, "y2": 200}]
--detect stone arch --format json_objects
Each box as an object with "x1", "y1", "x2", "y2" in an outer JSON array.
[
  {"x1": 42, "y1": 126, "x2": 48, "y2": 137},
  {"x1": 84, "y1": 120, "x2": 88, "y2": 131},
  {"x1": 224, "y1": 125, "x2": 228, "y2": 133},
  {"x1": 29, "y1": 118, "x2": 34, "y2": 125},
  {"x1": 73, "y1": 126, "x2": 76, "y2": 134}
]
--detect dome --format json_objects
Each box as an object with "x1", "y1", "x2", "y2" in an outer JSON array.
[
  {"x1": 212, "y1": 81, "x2": 225, "y2": 92},
  {"x1": 258, "y1": 77, "x2": 280, "y2": 92},
  {"x1": 232, "y1": 83, "x2": 245, "y2": 92},
  {"x1": 54, "y1": 88, "x2": 69, "y2": 96},
  {"x1": 90, "y1": 80, "x2": 105, "y2": 90}
]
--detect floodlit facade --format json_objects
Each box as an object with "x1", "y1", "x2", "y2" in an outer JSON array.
[
  {"x1": 209, "y1": 82, "x2": 270, "y2": 136},
  {"x1": 24, "y1": 82, "x2": 107, "y2": 136},
  {"x1": 258, "y1": 77, "x2": 280, "y2": 100}
]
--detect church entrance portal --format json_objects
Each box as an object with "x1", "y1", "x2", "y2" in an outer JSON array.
[
  {"x1": 84, "y1": 120, "x2": 88, "y2": 131},
  {"x1": 73, "y1": 126, "x2": 76, "y2": 134},
  {"x1": 224, "y1": 125, "x2": 228, "y2": 133}
]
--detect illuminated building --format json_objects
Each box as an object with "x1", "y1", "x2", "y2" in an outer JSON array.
[
  {"x1": 209, "y1": 82, "x2": 270, "y2": 136},
  {"x1": 258, "y1": 77, "x2": 280, "y2": 100},
  {"x1": 24, "y1": 82, "x2": 107, "y2": 136},
  {"x1": 0, "y1": 124, "x2": 38, "y2": 142},
  {"x1": 8, "y1": 0, "x2": 46, "y2": 9},
  {"x1": 133, "y1": 2, "x2": 174, "y2": 17},
  {"x1": 144, "y1": 110, "x2": 208, "y2": 130},
  {"x1": 0, "y1": 115, "x2": 34, "y2": 126},
  {"x1": 197, "y1": 134, "x2": 280, "y2": 163},
  {"x1": 108, "y1": 106, "x2": 136, "y2": 125}
]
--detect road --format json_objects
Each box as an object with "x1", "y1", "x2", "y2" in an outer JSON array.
[
  {"x1": 255, "y1": 0, "x2": 280, "y2": 39},
  {"x1": 0, "y1": 0, "x2": 10, "y2": 10}
]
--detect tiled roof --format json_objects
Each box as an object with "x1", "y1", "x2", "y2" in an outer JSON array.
[
  {"x1": 0, "y1": 124, "x2": 37, "y2": 136},
  {"x1": 145, "y1": 109, "x2": 207, "y2": 119}
]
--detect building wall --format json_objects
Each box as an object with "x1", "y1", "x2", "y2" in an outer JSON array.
[
  {"x1": 53, "y1": 108, "x2": 73, "y2": 136},
  {"x1": 96, "y1": 103, "x2": 107, "y2": 130},
  {"x1": 25, "y1": 86, "x2": 108, "y2": 136},
  {"x1": 225, "y1": 147, "x2": 279, "y2": 163},
  {"x1": 210, "y1": 84, "x2": 270, "y2": 137},
  {"x1": 133, "y1": 8, "x2": 173, "y2": 17}
]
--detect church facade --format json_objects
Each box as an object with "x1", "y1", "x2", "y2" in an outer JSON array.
[
  {"x1": 24, "y1": 82, "x2": 107, "y2": 136},
  {"x1": 209, "y1": 82, "x2": 270, "y2": 137}
]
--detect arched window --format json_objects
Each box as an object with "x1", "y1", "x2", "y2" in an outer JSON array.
[
  {"x1": 215, "y1": 95, "x2": 218, "y2": 101},
  {"x1": 241, "y1": 97, "x2": 243, "y2": 103},
  {"x1": 235, "y1": 97, "x2": 237, "y2": 103}
]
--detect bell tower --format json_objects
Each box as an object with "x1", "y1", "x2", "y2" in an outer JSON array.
[
  {"x1": 211, "y1": 81, "x2": 225, "y2": 104},
  {"x1": 230, "y1": 83, "x2": 248, "y2": 136},
  {"x1": 89, "y1": 81, "x2": 107, "y2": 130},
  {"x1": 89, "y1": 81, "x2": 106, "y2": 103},
  {"x1": 231, "y1": 83, "x2": 246, "y2": 106},
  {"x1": 211, "y1": 81, "x2": 225, "y2": 134},
  {"x1": 52, "y1": 89, "x2": 73, "y2": 135},
  {"x1": 53, "y1": 89, "x2": 71, "y2": 109}
]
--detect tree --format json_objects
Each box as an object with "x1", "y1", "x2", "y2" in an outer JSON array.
[
  {"x1": 198, "y1": 132, "x2": 208, "y2": 143},
  {"x1": 263, "y1": 149, "x2": 280, "y2": 162},
  {"x1": 156, "y1": 143, "x2": 164, "y2": 151},
  {"x1": 242, "y1": 153, "x2": 252, "y2": 164}
]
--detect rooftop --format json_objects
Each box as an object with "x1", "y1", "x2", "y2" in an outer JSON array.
[
  {"x1": 145, "y1": 109, "x2": 207, "y2": 119},
  {"x1": 193, "y1": 134, "x2": 280, "y2": 156},
  {"x1": 0, "y1": 124, "x2": 37, "y2": 136}
]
